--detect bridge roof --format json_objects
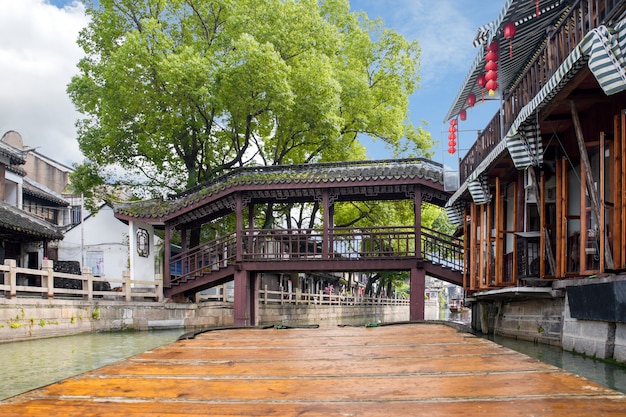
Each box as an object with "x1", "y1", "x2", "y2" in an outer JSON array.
[{"x1": 114, "y1": 158, "x2": 449, "y2": 226}]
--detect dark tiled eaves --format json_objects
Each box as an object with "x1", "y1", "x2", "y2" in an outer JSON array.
[
  {"x1": 114, "y1": 159, "x2": 445, "y2": 221},
  {"x1": 23, "y1": 177, "x2": 70, "y2": 207},
  {"x1": 0, "y1": 200, "x2": 63, "y2": 240},
  {"x1": 0, "y1": 140, "x2": 27, "y2": 165}
]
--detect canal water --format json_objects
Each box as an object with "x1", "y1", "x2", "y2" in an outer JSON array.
[{"x1": 0, "y1": 329, "x2": 185, "y2": 401}]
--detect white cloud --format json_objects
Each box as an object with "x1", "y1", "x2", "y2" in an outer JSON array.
[
  {"x1": 0, "y1": 0, "x2": 88, "y2": 166},
  {"x1": 377, "y1": 1, "x2": 483, "y2": 84}
]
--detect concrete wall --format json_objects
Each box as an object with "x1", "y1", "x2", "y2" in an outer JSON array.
[
  {"x1": 470, "y1": 274, "x2": 626, "y2": 364},
  {"x1": 259, "y1": 303, "x2": 409, "y2": 327},
  {"x1": 493, "y1": 298, "x2": 563, "y2": 345},
  {"x1": 0, "y1": 298, "x2": 409, "y2": 343}
]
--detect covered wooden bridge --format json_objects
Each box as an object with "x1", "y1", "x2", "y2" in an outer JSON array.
[{"x1": 115, "y1": 159, "x2": 463, "y2": 325}]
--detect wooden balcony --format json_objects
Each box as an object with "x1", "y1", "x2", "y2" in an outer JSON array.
[{"x1": 459, "y1": 0, "x2": 626, "y2": 184}]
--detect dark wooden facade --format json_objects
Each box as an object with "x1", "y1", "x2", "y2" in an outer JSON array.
[
  {"x1": 115, "y1": 159, "x2": 463, "y2": 325},
  {"x1": 445, "y1": 0, "x2": 626, "y2": 290}
]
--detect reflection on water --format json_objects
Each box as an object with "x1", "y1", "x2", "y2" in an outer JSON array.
[
  {"x1": 0, "y1": 329, "x2": 184, "y2": 400},
  {"x1": 424, "y1": 302, "x2": 471, "y2": 325},
  {"x1": 488, "y1": 334, "x2": 626, "y2": 394}
]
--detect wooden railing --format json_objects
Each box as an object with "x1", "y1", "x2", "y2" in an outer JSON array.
[
  {"x1": 169, "y1": 226, "x2": 464, "y2": 287},
  {"x1": 170, "y1": 231, "x2": 237, "y2": 286},
  {"x1": 258, "y1": 286, "x2": 409, "y2": 306},
  {"x1": 459, "y1": 0, "x2": 626, "y2": 183},
  {"x1": 0, "y1": 259, "x2": 162, "y2": 301},
  {"x1": 196, "y1": 284, "x2": 410, "y2": 306}
]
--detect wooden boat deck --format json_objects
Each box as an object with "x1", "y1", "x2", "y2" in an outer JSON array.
[{"x1": 1, "y1": 323, "x2": 625, "y2": 416}]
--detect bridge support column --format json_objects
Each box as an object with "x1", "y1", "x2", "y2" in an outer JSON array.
[
  {"x1": 234, "y1": 270, "x2": 258, "y2": 327},
  {"x1": 410, "y1": 266, "x2": 425, "y2": 321}
]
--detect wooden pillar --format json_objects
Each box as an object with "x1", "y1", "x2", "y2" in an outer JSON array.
[
  {"x1": 322, "y1": 190, "x2": 330, "y2": 259},
  {"x1": 164, "y1": 224, "x2": 172, "y2": 287},
  {"x1": 248, "y1": 202, "x2": 255, "y2": 254},
  {"x1": 236, "y1": 193, "x2": 243, "y2": 263},
  {"x1": 233, "y1": 270, "x2": 254, "y2": 327},
  {"x1": 409, "y1": 266, "x2": 425, "y2": 321},
  {"x1": 613, "y1": 114, "x2": 622, "y2": 268},
  {"x1": 494, "y1": 178, "x2": 502, "y2": 285},
  {"x1": 570, "y1": 100, "x2": 614, "y2": 269},
  {"x1": 469, "y1": 203, "x2": 477, "y2": 290},
  {"x1": 414, "y1": 188, "x2": 422, "y2": 258}
]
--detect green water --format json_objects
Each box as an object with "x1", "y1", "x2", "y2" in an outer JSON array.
[
  {"x1": 488, "y1": 334, "x2": 626, "y2": 394},
  {"x1": 0, "y1": 329, "x2": 185, "y2": 400}
]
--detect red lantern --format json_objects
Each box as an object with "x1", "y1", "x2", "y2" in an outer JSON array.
[
  {"x1": 448, "y1": 146, "x2": 456, "y2": 155},
  {"x1": 484, "y1": 41, "x2": 499, "y2": 97},
  {"x1": 448, "y1": 133, "x2": 456, "y2": 140},
  {"x1": 485, "y1": 60, "x2": 498, "y2": 72},
  {"x1": 448, "y1": 125, "x2": 457, "y2": 133},
  {"x1": 504, "y1": 22, "x2": 516, "y2": 59},
  {"x1": 467, "y1": 93, "x2": 476, "y2": 107},
  {"x1": 477, "y1": 74, "x2": 486, "y2": 88},
  {"x1": 460, "y1": 109, "x2": 467, "y2": 121},
  {"x1": 485, "y1": 50, "x2": 498, "y2": 63},
  {"x1": 450, "y1": 119, "x2": 457, "y2": 126},
  {"x1": 448, "y1": 140, "x2": 457, "y2": 147},
  {"x1": 477, "y1": 74, "x2": 486, "y2": 101},
  {"x1": 485, "y1": 70, "x2": 498, "y2": 82}
]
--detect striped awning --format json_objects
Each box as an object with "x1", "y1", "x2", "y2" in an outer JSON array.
[
  {"x1": 445, "y1": 139, "x2": 508, "y2": 219},
  {"x1": 505, "y1": 19, "x2": 626, "y2": 169},
  {"x1": 444, "y1": 15, "x2": 626, "y2": 222},
  {"x1": 445, "y1": 201, "x2": 466, "y2": 225},
  {"x1": 468, "y1": 173, "x2": 491, "y2": 205},
  {"x1": 581, "y1": 23, "x2": 626, "y2": 96},
  {"x1": 444, "y1": 0, "x2": 570, "y2": 122}
]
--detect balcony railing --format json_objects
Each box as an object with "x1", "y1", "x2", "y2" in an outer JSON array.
[
  {"x1": 168, "y1": 226, "x2": 464, "y2": 287},
  {"x1": 459, "y1": 0, "x2": 626, "y2": 183}
]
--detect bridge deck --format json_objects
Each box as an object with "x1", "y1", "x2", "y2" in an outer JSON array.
[{"x1": 1, "y1": 323, "x2": 625, "y2": 416}]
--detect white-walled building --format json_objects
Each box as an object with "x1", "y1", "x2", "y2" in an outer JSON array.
[{"x1": 55, "y1": 204, "x2": 130, "y2": 284}]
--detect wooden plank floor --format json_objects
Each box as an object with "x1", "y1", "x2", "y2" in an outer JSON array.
[{"x1": 1, "y1": 323, "x2": 625, "y2": 416}]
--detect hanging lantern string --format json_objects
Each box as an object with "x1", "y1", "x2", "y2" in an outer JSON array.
[{"x1": 536, "y1": 0, "x2": 541, "y2": 17}]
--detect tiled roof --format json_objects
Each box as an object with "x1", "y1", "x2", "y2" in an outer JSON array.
[
  {"x1": 0, "y1": 200, "x2": 63, "y2": 240},
  {"x1": 23, "y1": 177, "x2": 70, "y2": 207},
  {"x1": 0, "y1": 140, "x2": 27, "y2": 165},
  {"x1": 114, "y1": 158, "x2": 444, "y2": 220}
]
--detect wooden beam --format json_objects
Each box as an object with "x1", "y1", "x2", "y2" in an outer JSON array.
[
  {"x1": 613, "y1": 114, "x2": 622, "y2": 267},
  {"x1": 469, "y1": 203, "x2": 477, "y2": 290},
  {"x1": 569, "y1": 100, "x2": 614, "y2": 269},
  {"x1": 600, "y1": 132, "x2": 606, "y2": 272},
  {"x1": 478, "y1": 204, "x2": 485, "y2": 288},
  {"x1": 622, "y1": 110, "x2": 626, "y2": 267},
  {"x1": 495, "y1": 178, "x2": 502, "y2": 285},
  {"x1": 526, "y1": 167, "x2": 557, "y2": 276}
]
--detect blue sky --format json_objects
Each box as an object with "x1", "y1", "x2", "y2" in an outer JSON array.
[{"x1": 0, "y1": 0, "x2": 506, "y2": 168}]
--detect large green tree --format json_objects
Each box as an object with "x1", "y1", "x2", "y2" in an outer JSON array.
[{"x1": 68, "y1": 0, "x2": 432, "y2": 206}]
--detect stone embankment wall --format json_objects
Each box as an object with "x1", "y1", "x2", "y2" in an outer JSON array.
[
  {"x1": 471, "y1": 274, "x2": 626, "y2": 364},
  {"x1": 0, "y1": 298, "x2": 409, "y2": 342}
]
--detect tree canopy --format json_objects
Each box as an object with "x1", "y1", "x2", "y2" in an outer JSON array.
[{"x1": 68, "y1": 0, "x2": 433, "y2": 205}]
